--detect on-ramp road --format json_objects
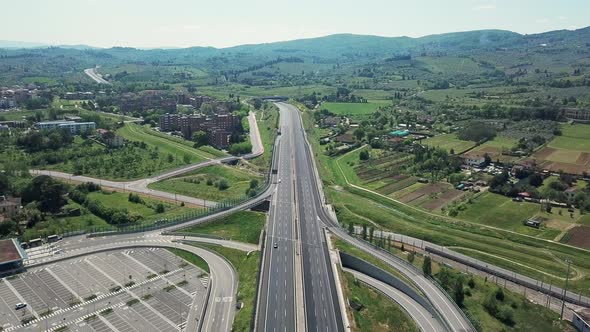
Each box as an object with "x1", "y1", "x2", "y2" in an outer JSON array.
[{"x1": 84, "y1": 67, "x2": 110, "y2": 84}]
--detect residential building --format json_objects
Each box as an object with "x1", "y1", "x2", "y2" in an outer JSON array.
[
  {"x1": 321, "y1": 116, "x2": 342, "y2": 128},
  {"x1": 462, "y1": 155, "x2": 486, "y2": 167},
  {"x1": 96, "y1": 129, "x2": 124, "y2": 147},
  {"x1": 0, "y1": 125, "x2": 9, "y2": 132},
  {"x1": 0, "y1": 196, "x2": 21, "y2": 219},
  {"x1": 565, "y1": 187, "x2": 578, "y2": 202},
  {"x1": 0, "y1": 121, "x2": 26, "y2": 128},
  {"x1": 574, "y1": 309, "x2": 590, "y2": 332},
  {"x1": 562, "y1": 108, "x2": 590, "y2": 122},
  {"x1": 159, "y1": 113, "x2": 240, "y2": 149},
  {"x1": 37, "y1": 120, "x2": 96, "y2": 134}
]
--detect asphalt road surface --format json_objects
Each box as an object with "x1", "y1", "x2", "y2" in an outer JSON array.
[
  {"x1": 345, "y1": 268, "x2": 445, "y2": 331},
  {"x1": 256, "y1": 103, "x2": 297, "y2": 331},
  {"x1": 281, "y1": 102, "x2": 344, "y2": 331},
  {"x1": 84, "y1": 68, "x2": 110, "y2": 84}
]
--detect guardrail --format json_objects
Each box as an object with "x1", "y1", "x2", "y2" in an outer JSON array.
[{"x1": 332, "y1": 228, "x2": 476, "y2": 332}]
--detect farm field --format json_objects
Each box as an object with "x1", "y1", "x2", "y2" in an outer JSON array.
[
  {"x1": 466, "y1": 136, "x2": 519, "y2": 163},
  {"x1": 562, "y1": 226, "x2": 590, "y2": 249},
  {"x1": 422, "y1": 133, "x2": 475, "y2": 154},
  {"x1": 181, "y1": 211, "x2": 265, "y2": 244},
  {"x1": 148, "y1": 164, "x2": 262, "y2": 202},
  {"x1": 455, "y1": 192, "x2": 578, "y2": 239},
  {"x1": 321, "y1": 101, "x2": 389, "y2": 117},
  {"x1": 528, "y1": 123, "x2": 590, "y2": 175}
]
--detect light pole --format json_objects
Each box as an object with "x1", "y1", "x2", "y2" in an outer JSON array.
[{"x1": 561, "y1": 259, "x2": 572, "y2": 320}]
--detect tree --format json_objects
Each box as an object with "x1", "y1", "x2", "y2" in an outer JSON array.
[
  {"x1": 422, "y1": 256, "x2": 432, "y2": 276},
  {"x1": 407, "y1": 252, "x2": 415, "y2": 263},
  {"x1": 183, "y1": 154, "x2": 191, "y2": 164},
  {"x1": 361, "y1": 225, "x2": 367, "y2": 240},
  {"x1": 249, "y1": 179, "x2": 259, "y2": 189},
  {"x1": 528, "y1": 173, "x2": 544, "y2": 187},
  {"x1": 155, "y1": 203, "x2": 165, "y2": 213},
  {"x1": 353, "y1": 128, "x2": 365, "y2": 141},
  {"x1": 359, "y1": 150, "x2": 369, "y2": 161},
  {"x1": 22, "y1": 175, "x2": 68, "y2": 213},
  {"x1": 369, "y1": 227, "x2": 374, "y2": 243},
  {"x1": 218, "y1": 179, "x2": 230, "y2": 190},
  {"x1": 348, "y1": 222, "x2": 354, "y2": 235},
  {"x1": 454, "y1": 278, "x2": 465, "y2": 307},
  {"x1": 0, "y1": 173, "x2": 8, "y2": 195},
  {"x1": 192, "y1": 131, "x2": 208, "y2": 147}
]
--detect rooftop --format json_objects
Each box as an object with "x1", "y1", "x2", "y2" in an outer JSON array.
[{"x1": 0, "y1": 239, "x2": 24, "y2": 265}]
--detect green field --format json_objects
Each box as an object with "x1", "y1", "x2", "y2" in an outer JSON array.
[
  {"x1": 148, "y1": 165, "x2": 262, "y2": 202},
  {"x1": 455, "y1": 192, "x2": 561, "y2": 238},
  {"x1": 251, "y1": 105, "x2": 279, "y2": 170},
  {"x1": 167, "y1": 248, "x2": 210, "y2": 273},
  {"x1": 341, "y1": 272, "x2": 418, "y2": 332},
  {"x1": 23, "y1": 191, "x2": 199, "y2": 240},
  {"x1": 549, "y1": 123, "x2": 590, "y2": 151},
  {"x1": 422, "y1": 134, "x2": 475, "y2": 154},
  {"x1": 321, "y1": 101, "x2": 389, "y2": 116},
  {"x1": 198, "y1": 245, "x2": 260, "y2": 332},
  {"x1": 181, "y1": 211, "x2": 265, "y2": 244},
  {"x1": 117, "y1": 123, "x2": 219, "y2": 162}
]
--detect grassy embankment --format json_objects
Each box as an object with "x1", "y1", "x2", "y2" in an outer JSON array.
[
  {"x1": 181, "y1": 211, "x2": 265, "y2": 244},
  {"x1": 148, "y1": 164, "x2": 262, "y2": 202},
  {"x1": 22, "y1": 190, "x2": 200, "y2": 240}
]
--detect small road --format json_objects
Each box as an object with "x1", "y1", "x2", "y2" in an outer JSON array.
[
  {"x1": 84, "y1": 67, "x2": 110, "y2": 84},
  {"x1": 345, "y1": 268, "x2": 445, "y2": 332},
  {"x1": 30, "y1": 111, "x2": 265, "y2": 208}
]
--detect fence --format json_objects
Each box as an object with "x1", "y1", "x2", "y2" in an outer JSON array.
[{"x1": 20, "y1": 137, "x2": 279, "y2": 242}]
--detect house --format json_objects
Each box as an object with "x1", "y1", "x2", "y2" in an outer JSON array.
[
  {"x1": 321, "y1": 116, "x2": 341, "y2": 128},
  {"x1": 462, "y1": 155, "x2": 486, "y2": 167},
  {"x1": 334, "y1": 133, "x2": 355, "y2": 144},
  {"x1": 96, "y1": 129, "x2": 124, "y2": 147},
  {"x1": 574, "y1": 308, "x2": 590, "y2": 332},
  {"x1": 0, "y1": 196, "x2": 21, "y2": 219},
  {"x1": 565, "y1": 187, "x2": 578, "y2": 201}
]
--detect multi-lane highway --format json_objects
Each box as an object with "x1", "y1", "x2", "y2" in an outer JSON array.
[
  {"x1": 257, "y1": 104, "x2": 297, "y2": 331},
  {"x1": 84, "y1": 67, "x2": 111, "y2": 84},
  {"x1": 257, "y1": 103, "x2": 344, "y2": 331}
]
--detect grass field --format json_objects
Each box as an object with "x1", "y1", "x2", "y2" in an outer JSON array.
[
  {"x1": 422, "y1": 134, "x2": 475, "y2": 154},
  {"x1": 251, "y1": 105, "x2": 279, "y2": 170},
  {"x1": 198, "y1": 245, "x2": 260, "y2": 332},
  {"x1": 167, "y1": 248, "x2": 210, "y2": 273},
  {"x1": 117, "y1": 123, "x2": 219, "y2": 162},
  {"x1": 341, "y1": 272, "x2": 419, "y2": 332},
  {"x1": 181, "y1": 211, "x2": 265, "y2": 244},
  {"x1": 148, "y1": 164, "x2": 262, "y2": 202},
  {"x1": 22, "y1": 191, "x2": 199, "y2": 240},
  {"x1": 550, "y1": 123, "x2": 590, "y2": 151},
  {"x1": 321, "y1": 101, "x2": 389, "y2": 117}
]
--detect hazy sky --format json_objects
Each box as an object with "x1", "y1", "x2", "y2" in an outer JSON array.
[{"x1": 2, "y1": 0, "x2": 588, "y2": 48}]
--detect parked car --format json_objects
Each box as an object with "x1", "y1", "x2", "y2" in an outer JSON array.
[{"x1": 15, "y1": 303, "x2": 27, "y2": 310}]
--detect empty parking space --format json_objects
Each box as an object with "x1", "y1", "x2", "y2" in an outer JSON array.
[{"x1": 5, "y1": 248, "x2": 209, "y2": 332}]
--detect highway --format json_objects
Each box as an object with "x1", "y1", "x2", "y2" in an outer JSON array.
[
  {"x1": 256, "y1": 104, "x2": 297, "y2": 331},
  {"x1": 84, "y1": 67, "x2": 111, "y2": 84},
  {"x1": 280, "y1": 102, "x2": 344, "y2": 331}
]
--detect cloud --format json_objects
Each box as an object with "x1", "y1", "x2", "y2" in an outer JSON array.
[{"x1": 473, "y1": 4, "x2": 496, "y2": 11}]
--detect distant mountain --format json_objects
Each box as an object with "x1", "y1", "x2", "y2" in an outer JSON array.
[{"x1": 0, "y1": 40, "x2": 97, "y2": 50}]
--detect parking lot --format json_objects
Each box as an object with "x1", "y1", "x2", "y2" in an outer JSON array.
[{"x1": 0, "y1": 248, "x2": 209, "y2": 332}]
